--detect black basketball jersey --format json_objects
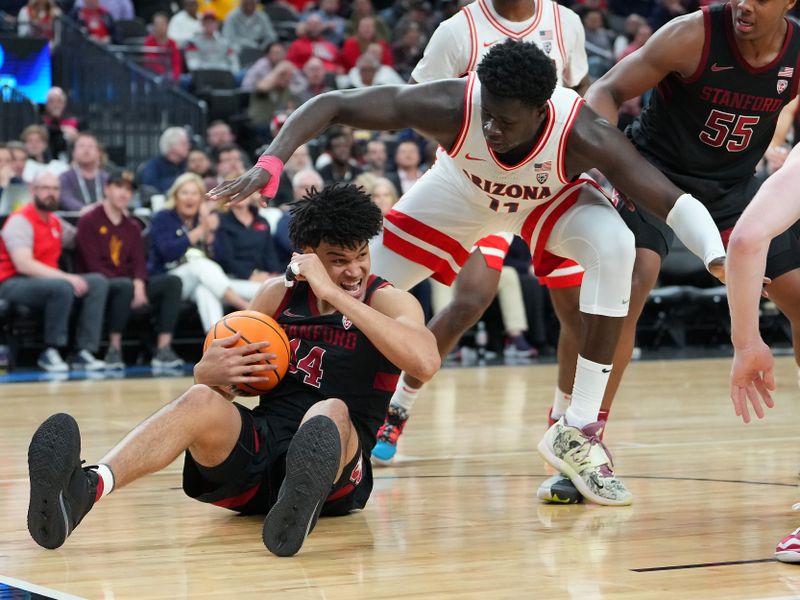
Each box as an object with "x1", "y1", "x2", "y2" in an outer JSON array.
[
  {"x1": 259, "y1": 275, "x2": 400, "y2": 450},
  {"x1": 627, "y1": 3, "x2": 800, "y2": 226}
]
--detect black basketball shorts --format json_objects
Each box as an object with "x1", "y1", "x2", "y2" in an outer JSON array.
[
  {"x1": 182, "y1": 402, "x2": 372, "y2": 516},
  {"x1": 618, "y1": 186, "x2": 800, "y2": 281}
]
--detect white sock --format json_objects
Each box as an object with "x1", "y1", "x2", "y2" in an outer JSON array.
[
  {"x1": 565, "y1": 356, "x2": 611, "y2": 429},
  {"x1": 390, "y1": 373, "x2": 420, "y2": 412},
  {"x1": 95, "y1": 463, "x2": 115, "y2": 499},
  {"x1": 551, "y1": 387, "x2": 571, "y2": 420}
]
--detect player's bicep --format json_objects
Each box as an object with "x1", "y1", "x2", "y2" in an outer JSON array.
[
  {"x1": 335, "y1": 83, "x2": 460, "y2": 142},
  {"x1": 591, "y1": 15, "x2": 702, "y2": 103}
]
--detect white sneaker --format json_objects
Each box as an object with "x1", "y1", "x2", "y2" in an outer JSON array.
[
  {"x1": 37, "y1": 348, "x2": 68, "y2": 373},
  {"x1": 538, "y1": 417, "x2": 632, "y2": 506},
  {"x1": 70, "y1": 349, "x2": 106, "y2": 371}
]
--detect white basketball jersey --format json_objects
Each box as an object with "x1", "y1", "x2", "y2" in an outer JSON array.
[
  {"x1": 440, "y1": 73, "x2": 585, "y2": 211},
  {"x1": 411, "y1": 0, "x2": 587, "y2": 88}
]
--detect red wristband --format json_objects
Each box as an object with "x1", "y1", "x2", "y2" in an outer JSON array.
[{"x1": 255, "y1": 155, "x2": 285, "y2": 198}]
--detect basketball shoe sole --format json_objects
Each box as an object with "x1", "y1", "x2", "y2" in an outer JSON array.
[
  {"x1": 27, "y1": 413, "x2": 91, "y2": 549},
  {"x1": 263, "y1": 415, "x2": 341, "y2": 557}
]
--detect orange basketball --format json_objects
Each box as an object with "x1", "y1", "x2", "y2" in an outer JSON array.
[{"x1": 203, "y1": 310, "x2": 292, "y2": 396}]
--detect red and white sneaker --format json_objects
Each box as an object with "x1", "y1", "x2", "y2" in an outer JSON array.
[
  {"x1": 776, "y1": 527, "x2": 800, "y2": 563},
  {"x1": 777, "y1": 504, "x2": 800, "y2": 563}
]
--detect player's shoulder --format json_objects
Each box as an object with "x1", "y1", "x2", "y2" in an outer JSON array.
[
  {"x1": 369, "y1": 282, "x2": 419, "y2": 314},
  {"x1": 431, "y1": 6, "x2": 469, "y2": 34},
  {"x1": 554, "y1": 2, "x2": 582, "y2": 28},
  {"x1": 653, "y1": 9, "x2": 705, "y2": 46},
  {"x1": 251, "y1": 276, "x2": 290, "y2": 316},
  {"x1": 406, "y1": 77, "x2": 469, "y2": 110}
]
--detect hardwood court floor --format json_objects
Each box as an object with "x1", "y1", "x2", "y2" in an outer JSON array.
[{"x1": 2, "y1": 357, "x2": 800, "y2": 599}]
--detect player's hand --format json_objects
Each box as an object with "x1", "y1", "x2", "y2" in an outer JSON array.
[
  {"x1": 287, "y1": 252, "x2": 339, "y2": 300},
  {"x1": 194, "y1": 332, "x2": 278, "y2": 388},
  {"x1": 207, "y1": 166, "x2": 270, "y2": 207},
  {"x1": 708, "y1": 256, "x2": 726, "y2": 284},
  {"x1": 730, "y1": 339, "x2": 776, "y2": 424}
]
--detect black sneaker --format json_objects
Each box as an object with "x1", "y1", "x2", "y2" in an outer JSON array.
[
  {"x1": 537, "y1": 473, "x2": 583, "y2": 504},
  {"x1": 27, "y1": 413, "x2": 98, "y2": 549},
  {"x1": 151, "y1": 346, "x2": 185, "y2": 369},
  {"x1": 263, "y1": 416, "x2": 341, "y2": 557}
]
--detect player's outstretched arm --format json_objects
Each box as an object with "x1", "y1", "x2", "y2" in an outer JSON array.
[
  {"x1": 727, "y1": 145, "x2": 800, "y2": 421},
  {"x1": 585, "y1": 12, "x2": 703, "y2": 125},
  {"x1": 208, "y1": 81, "x2": 463, "y2": 206},
  {"x1": 566, "y1": 107, "x2": 725, "y2": 271}
]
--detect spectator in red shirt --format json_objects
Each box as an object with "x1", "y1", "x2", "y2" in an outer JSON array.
[
  {"x1": 144, "y1": 12, "x2": 182, "y2": 81},
  {"x1": 75, "y1": 169, "x2": 185, "y2": 369},
  {"x1": 69, "y1": 0, "x2": 114, "y2": 43},
  {"x1": 17, "y1": 0, "x2": 61, "y2": 41},
  {"x1": 341, "y1": 16, "x2": 393, "y2": 71},
  {"x1": 0, "y1": 171, "x2": 109, "y2": 372},
  {"x1": 286, "y1": 13, "x2": 342, "y2": 73}
]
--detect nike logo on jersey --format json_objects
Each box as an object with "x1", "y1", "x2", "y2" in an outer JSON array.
[
  {"x1": 483, "y1": 39, "x2": 502, "y2": 47},
  {"x1": 601, "y1": 367, "x2": 612, "y2": 373},
  {"x1": 283, "y1": 308, "x2": 304, "y2": 318},
  {"x1": 465, "y1": 153, "x2": 485, "y2": 161},
  {"x1": 710, "y1": 63, "x2": 734, "y2": 72}
]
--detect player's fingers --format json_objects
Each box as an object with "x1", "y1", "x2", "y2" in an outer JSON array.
[
  {"x1": 731, "y1": 387, "x2": 742, "y2": 416},
  {"x1": 746, "y1": 384, "x2": 765, "y2": 420},
  {"x1": 207, "y1": 179, "x2": 237, "y2": 199},
  {"x1": 733, "y1": 387, "x2": 751, "y2": 423},
  {"x1": 232, "y1": 375, "x2": 273, "y2": 383},
  {"x1": 754, "y1": 377, "x2": 775, "y2": 409},
  {"x1": 214, "y1": 332, "x2": 242, "y2": 347},
  {"x1": 764, "y1": 367, "x2": 776, "y2": 391},
  {"x1": 239, "y1": 341, "x2": 270, "y2": 354},
  {"x1": 224, "y1": 182, "x2": 261, "y2": 207},
  {"x1": 241, "y1": 359, "x2": 278, "y2": 370}
]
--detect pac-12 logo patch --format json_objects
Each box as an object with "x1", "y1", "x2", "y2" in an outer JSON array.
[
  {"x1": 342, "y1": 315, "x2": 352, "y2": 330},
  {"x1": 349, "y1": 454, "x2": 364, "y2": 485},
  {"x1": 778, "y1": 79, "x2": 788, "y2": 94},
  {"x1": 537, "y1": 172, "x2": 549, "y2": 184}
]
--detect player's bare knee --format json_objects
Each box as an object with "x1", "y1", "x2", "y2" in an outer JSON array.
[
  {"x1": 449, "y1": 291, "x2": 493, "y2": 326},
  {"x1": 176, "y1": 384, "x2": 231, "y2": 418},
  {"x1": 304, "y1": 398, "x2": 350, "y2": 428}
]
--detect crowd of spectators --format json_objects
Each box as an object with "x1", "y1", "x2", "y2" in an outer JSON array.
[{"x1": 0, "y1": 0, "x2": 797, "y2": 371}]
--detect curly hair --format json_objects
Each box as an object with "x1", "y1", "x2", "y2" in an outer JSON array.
[
  {"x1": 476, "y1": 39, "x2": 557, "y2": 107},
  {"x1": 289, "y1": 183, "x2": 383, "y2": 250}
]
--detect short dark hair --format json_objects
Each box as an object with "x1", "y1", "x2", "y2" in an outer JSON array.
[
  {"x1": 476, "y1": 39, "x2": 557, "y2": 107},
  {"x1": 289, "y1": 183, "x2": 383, "y2": 250}
]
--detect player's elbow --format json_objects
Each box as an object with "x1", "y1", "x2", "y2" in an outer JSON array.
[{"x1": 406, "y1": 333, "x2": 441, "y2": 383}]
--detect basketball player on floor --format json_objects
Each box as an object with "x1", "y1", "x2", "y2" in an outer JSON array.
[
  {"x1": 26, "y1": 185, "x2": 440, "y2": 556},
  {"x1": 527, "y1": 0, "x2": 800, "y2": 501},
  {"x1": 726, "y1": 142, "x2": 800, "y2": 563},
  {"x1": 370, "y1": 0, "x2": 593, "y2": 480},
  {"x1": 210, "y1": 40, "x2": 726, "y2": 505}
]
